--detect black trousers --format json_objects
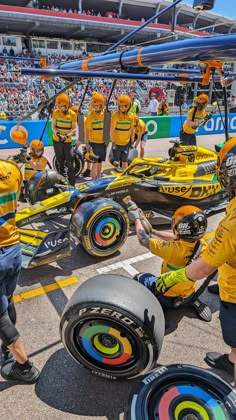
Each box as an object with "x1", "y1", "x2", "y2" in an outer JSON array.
[
  {"x1": 180, "y1": 130, "x2": 197, "y2": 146},
  {"x1": 53, "y1": 141, "x2": 75, "y2": 186}
]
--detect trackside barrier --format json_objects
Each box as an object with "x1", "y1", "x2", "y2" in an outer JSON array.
[{"x1": 1, "y1": 114, "x2": 236, "y2": 149}]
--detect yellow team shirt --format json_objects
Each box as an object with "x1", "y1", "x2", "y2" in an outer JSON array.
[
  {"x1": 158, "y1": 103, "x2": 170, "y2": 115},
  {"x1": 85, "y1": 111, "x2": 104, "y2": 144},
  {"x1": 202, "y1": 197, "x2": 236, "y2": 303},
  {"x1": 183, "y1": 108, "x2": 206, "y2": 134},
  {"x1": 111, "y1": 111, "x2": 134, "y2": 146},
  {"x1": 136, "y1": 119, "x2": 147, "y2": 136},
  {"x1": 149, "y1": 237, "x2": 207, "y2": 298},
  {"x1": 52, "y1": 109, "x2": 77, "y2": 143},
  {"x1": 24, "y1": 156, "x2": 48, "y2": 181},
  {"x1": 0, "y1": 160, "x2": 22, "y2": 247}
]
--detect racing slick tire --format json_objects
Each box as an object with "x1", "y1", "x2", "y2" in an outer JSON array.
[
  {"x1": 71, "y1": 198, "x2": 129, "y2": 257},
  {"x1": 53, "y1": 151, "x2": 84, "y2": 177},
  {"x1": 25, "y1": 169, "x2": 69, "y2": 204},
  {"x1": 125, "y1": 364, "x2": 236, "y2": 419},
  {"x1": 60, "y1": 274, "x2": 165, "y2": 380}
]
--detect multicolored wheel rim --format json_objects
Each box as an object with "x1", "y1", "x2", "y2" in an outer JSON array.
[
  {"x1": 151, "y1": 383, "x2": 232, "y2": 419},
  {"x1": 74, "y1": 318, "x2": 142, "y2": 373},
  {"x1": 90, "y1": 212, "x2": 124, "y2": 249}
]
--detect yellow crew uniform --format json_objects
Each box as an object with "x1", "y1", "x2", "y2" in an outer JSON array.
[
  {"x1": 24, "y1": 156, "x2": 48, "y2": 181},
  {"x1": 202, "y1": 197, "x2": 236, "y2": 303},
  {"x1": 111, "y1": 111, "x2": 134, "y2": 146},
  {"x1": 158, "y1": 102, "x2": 170, "y2": 116},
  {"x1": 136, "y1": 119, "x2": 147, "y2": 137},
  {"x1": 0, "y1": 160, "x2": 22, "y2": 247},
  {"x1": 85, "y1": 111, "x2": 104, "y2": 144},
  {"x1": 149, "y1": 237, "x2": 207, "y2": 298},
  {"x1": 182, "y1": 108, "x2": 206, "y2": 134},
  {"x1": 52, "y1": 109, "x2": 77, "y2": 143}
]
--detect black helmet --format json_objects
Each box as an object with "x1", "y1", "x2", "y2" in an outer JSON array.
[
  {"x1": 217, "y1": 137, "x2": 236, "y2": 196},
  {"x1": 172, "y1": 205, "x2": 207, "y2": 240},
  {"x1": 25, "y1": 169, "x2": 69, "y2": 204}
]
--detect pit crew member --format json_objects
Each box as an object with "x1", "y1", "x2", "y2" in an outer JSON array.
[
  {"x1": 52, "y1": 93, "x2": 77, "y2": 186},
  {"x1": 0, "y1": 159, "x2": 40, "y2": 383},
  {"x1": 110, "y1": 95, "x2": 135, "y2": 169},
  {"x1": 85, "y1": 93, "x2": 106, "y2": 179},
  {"x1": 153, "y1": 137, "x2": 236, "y2": 383},
  {"x1": 128, "y1": 203, "x2": 212, "y2": 322},
  {"x1": 133, "y1": 115, "x2": 148, "y2": 159},
  {"x1": 180, "y1": 93, "x2": 209, "y2": 145}
]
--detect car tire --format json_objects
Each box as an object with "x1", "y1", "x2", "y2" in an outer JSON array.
[
  {"x1": 71, "y1": 198, "x2": 129, "y2": 257},
  {"x1": 53, "y1": 153, "x2": 84, "y2": 177},
  {"x1": 60, "y1": 274, "x2": 165, "y2": 380},
  {"x1": 125, "y1": 364, "x2": 236, "y2": 419}
]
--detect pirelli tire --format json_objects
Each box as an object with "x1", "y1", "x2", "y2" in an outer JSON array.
[
  {"x1": 71, "y1": 198, "x2": 129, "y2": 257},
  {"x1": 125, "y1": 364, "x2": 236, "y2": 419},
  {"x1": 60, "y1": 274, "x2": 165, "y2": 380},
  {"x1": 53, "y1": 152, "x2": 84, "y2": 177}
]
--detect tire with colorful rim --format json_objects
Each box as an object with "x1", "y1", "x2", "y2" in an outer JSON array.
[
  {"x1": 60, "y1": 274, "x2": 165, "y2": 380},
  {"x1": 125, "y1": 364, "x2": 236, "y2": 419},
  {"x1": 71, "y1": 198, "x2": 129, "y2": 257},
  {"x1": 53, "y1": 152, "x2": 84, "y2": 177}
]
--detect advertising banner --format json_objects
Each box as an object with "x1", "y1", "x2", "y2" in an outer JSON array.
[{"x1": 1, "y1": 114, "x2": 236, "y2": 149}]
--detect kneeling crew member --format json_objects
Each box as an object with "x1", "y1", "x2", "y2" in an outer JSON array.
[{"x1": 128, "y1": 203, "x2": 212, "y2": 322}]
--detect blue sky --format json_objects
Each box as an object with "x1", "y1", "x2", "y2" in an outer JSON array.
[{"x1": 183, "y1": 0, "x2": 236, "y2": 19}]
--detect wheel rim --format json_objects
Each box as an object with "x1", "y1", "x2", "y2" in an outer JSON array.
[
  {"x1": 89, "y1": 211, "x2": 126, "y2": 251},
  {"x1": 73, "y1": 317, "x2": 145, "y2": 375},
  {"x1": 149, "y1": 381, "x2": 233, "y2": 419}
]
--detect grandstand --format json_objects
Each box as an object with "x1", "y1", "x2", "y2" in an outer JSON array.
[{"x1": 0, "y1": 0, "x2": 235, "y2": 119}]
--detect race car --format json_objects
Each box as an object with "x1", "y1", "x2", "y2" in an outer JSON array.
[{"x1": 17, "y1": 141, "x2": 228, "y2": 267}]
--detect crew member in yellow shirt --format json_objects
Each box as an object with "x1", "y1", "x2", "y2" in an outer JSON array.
[
  {"x1": 0, "y1": 160, "x2": 40, "y2": 383},
  {"x1": 154, "y1": 137, "x2": 236, "y2": 382},
  {"x1": 85, "y1": 93, "x2": 106, "y2": 179},
  {"x1": 128, "y1": 203, "x2": 211, "y2": 322},
  {"x1": 52, "y1": 93, "x2": 77, "y2": 186},
  {"x1": 110, "y1": 95, "x2": 135, "y2": 169},
  {"x1": 180, "y1": 93, "x2": 209, "y2": 145},
  {"x1": 134, "y1": 115, "x2": 148, "y2": 158},
  {"x1": 24, "y1": 140, "x2": 48, "y2": 182},
  {"x1": 158, "y1": 97, "x2": 170, "y2": 116}
]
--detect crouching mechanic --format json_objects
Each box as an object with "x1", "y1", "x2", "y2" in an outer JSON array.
[
  {"x1": 85, "y1": 93, "x2": 106, "y2": 179},
  {"x1": 0, "y1": 160, "x2": 40, "y2": 383},
  {"x1": 180, "y1": 93, "x2": 209, "y2": 145},
  {"x1": 128, "y1": 202, "x2": 212, "y2": 322},
  {"x1": 133, "y1": 115, "x2": 148, "y2": 159},
  {"x1": 52, "y1": 93, "x2": 77, "y2": 186},
  {"x1": 24, "y1": 140, "x2": 48, "y2": 181},
  {"x1": 110, "y1": 95, "x2": 135, "y2": 169},
  {"x1": 152, "y1": 137, "x2": 236, "y2": 383}
]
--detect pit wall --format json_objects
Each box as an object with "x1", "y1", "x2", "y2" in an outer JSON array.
[{"x1": 1, "y1": 113, "x2": 236, "y2": 149}]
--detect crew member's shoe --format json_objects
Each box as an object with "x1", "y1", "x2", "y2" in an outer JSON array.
[
  {"x1": 207, "y1": 284, "x2": 219, "y2": 295},
  {"x1": 205, "y1": 352, "x2": 234, "y2": 376},
  {"x1": 191, "y1": 298, "x2": 212, "y2": 322},
  {"x1": 1, "y1": 360, "x2": 40, "y2": 384},
  {"x1": 1, "y1": 345, "x2": 14, "y2": 363},
  {"x1": 82, "y1": 169, "x2": 91, "y2": 177}
]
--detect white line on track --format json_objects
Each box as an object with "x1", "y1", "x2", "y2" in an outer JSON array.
[{"x1": 96, "y1": 252, "x2": 154, "y2": 276}]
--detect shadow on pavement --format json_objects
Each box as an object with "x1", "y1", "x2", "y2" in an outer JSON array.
[{"x1": 35, "y1": 348, "x2": 140, "y2": 419}]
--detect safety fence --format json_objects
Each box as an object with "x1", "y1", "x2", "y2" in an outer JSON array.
[{"x1": 0, "y1": 113, "x2": 236, "y2": 149}]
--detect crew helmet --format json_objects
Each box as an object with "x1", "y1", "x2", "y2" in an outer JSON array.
[
  {"x1": 196, "y1": 93, "x2": 209, "y2": 110},
  {"x1": 30, "y1": 139, "x2": 44, "y2": 157},
  {"x1": 56, "y1": 93, "x2": 70, "y2": 108},
  {"x1": 133, "y1": 114, "x2": 139, "y2": 125},
  {"x1": 71, "y1": 105, "x2": 79, "y2": 115},
  {"x1": 117, "y1": 95, "x2": 131, "y2": 107},
  {"x1": 172, "y1": 205, "x2": 207, "y2": 240},
  {"x1": 91, "y1": 93, "x2": 105, "y2": 107},
  {"x1": 217, "y1": 137, "x2": 236, "y2": 194}
]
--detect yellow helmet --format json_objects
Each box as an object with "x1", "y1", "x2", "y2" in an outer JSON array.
[
  {"x1": 30, "y1": 139, "x2": 44, "y2": 157},
  {"x1": 133, "y1": 114, "x2": 139, "y2": 125},
  {"x1": 197, "y1": 93, "x2": 209, "y2": 103},
  {"x1": 56, "y1": 93, "x2": 70, "y2": 107},
  {"x1": 91, "y1": 93, "x2": 105, "y2": 107},
  {"x1": 117, "y1": 95, "x2": 131, "y2": 107},
  {"x1": 0, "y1": 111, "x2": 6, "y2": 120}
]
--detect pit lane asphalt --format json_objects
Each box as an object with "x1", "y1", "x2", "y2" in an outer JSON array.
[{"x1": 0, "y1": 134, "x2": 234, "y2": 420}]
